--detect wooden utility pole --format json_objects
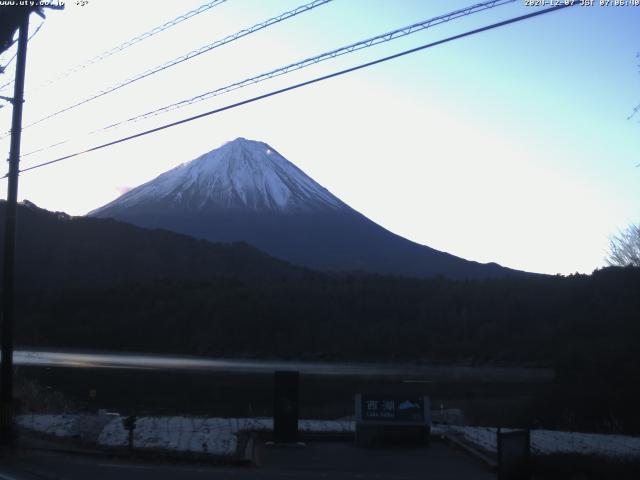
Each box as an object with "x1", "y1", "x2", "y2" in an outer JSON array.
[{"x1": 0, "y1": 11, "x2": 29, "y2": 445}]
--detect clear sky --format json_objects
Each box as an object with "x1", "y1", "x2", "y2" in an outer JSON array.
[{"x1": 0, "y1": 0, "x2": 638, "y2": 275}]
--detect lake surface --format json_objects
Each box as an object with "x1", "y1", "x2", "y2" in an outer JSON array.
[
  {"x1": 13, "y1": 349, "x2": 553, "y2": 382},
  {"x1": 14, "y1": 350, "x2": 554, "y2": 424}
]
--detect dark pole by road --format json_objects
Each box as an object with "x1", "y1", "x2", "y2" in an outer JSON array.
[{"x1": 0, "y1": 11, "x2": 29, "y2": 445}]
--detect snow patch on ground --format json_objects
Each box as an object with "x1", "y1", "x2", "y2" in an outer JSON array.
[
  {"x1": 18, "y1": 414, "x2": 354, "y2": 457},
  {"x1": 98, "y1": 416, "x2": 241, "y2": 456},
  {"x1": 17, "y1": 414, "x2": 77, "y2": 437},
  {"x1": 18, "y1": 414, "x2": 639, "y2": 460},
  {"x1": 443, "y1": 426, "x2": 640, "y2": 460},
  {"x1": 97, "y1": 416, "x2": 354, "y2": 456}
]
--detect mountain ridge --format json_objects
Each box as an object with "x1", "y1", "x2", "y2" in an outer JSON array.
[
  {"x1": 90, "y1": 137, "x2": 531, "y2": 279},
  {"x1": 2, "y1": 200, "x2": 306, "y2": 289}
]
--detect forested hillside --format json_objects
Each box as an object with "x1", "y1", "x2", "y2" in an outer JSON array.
[{"x1": 2, "y1": 201, "x2": 639, "y2": 433}]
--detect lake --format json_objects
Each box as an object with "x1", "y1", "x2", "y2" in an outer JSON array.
[
  {"x1": 13, "y1": 349, "x2": 552, "y2": 380},
  {"x1": 13, "y1": 349, "x2": 553, "y2": 425}
]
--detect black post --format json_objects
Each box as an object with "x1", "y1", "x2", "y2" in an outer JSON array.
[
  {"x1": 497, "y1": 429, "x2": 531, "y2": 480},
  {"x1": 0, "y1": 11, "x2": 29, "y2": 445},
  {"x1": 121, "y1": 414, "x2": 137, "y2": 452},
  {"x1": 273, "y1": 371, "x2": 299, "y2": 444}
]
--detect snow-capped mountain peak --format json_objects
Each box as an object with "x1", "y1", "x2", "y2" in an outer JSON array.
[
  {"x1": 94, "y1": 138, "x2": 346, "y2": 213},
  {"x1": 89, "y1": 137, "x2": 526, "y2": 279}
]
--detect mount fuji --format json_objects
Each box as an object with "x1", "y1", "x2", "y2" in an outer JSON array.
[{"x1": 89, "y1": 137, "x2": 525, "y2": 279}]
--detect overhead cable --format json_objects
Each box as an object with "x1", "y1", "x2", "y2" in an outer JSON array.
[
  {"x1": 13, "y1": 3, "x2": 577, "y2": 177},
  {"x1": 19, "y1": 0, "x2": 516, "y2": 157},
  {"x1": 104, "y1": 0, "x2": 518, "y2": 131},
  {"x1": 0, "y1": 20, "x2": 45, "y2": 90},
  {"x1": 0, "y1": 0, "x2": 228, "y2": 93},
  {"x1": 8, "y1": 0, "x2": 332, "y2": 136}
]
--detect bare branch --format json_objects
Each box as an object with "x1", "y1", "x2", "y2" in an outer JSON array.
[{"x1": 606, "y1": 223, "x2": 640, "y2": 267}]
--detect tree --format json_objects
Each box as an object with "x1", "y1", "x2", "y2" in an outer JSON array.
[{"x1": 607, "y1": 223, "x2": 640, "y2": 267}]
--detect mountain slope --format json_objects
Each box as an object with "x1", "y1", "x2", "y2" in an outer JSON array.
[
  {"x1": 1, "y1": 201, "x2": 304, "y2": 289},
  {"x1": 90, "y1": 137, "x2": 528, "y2": 279}
]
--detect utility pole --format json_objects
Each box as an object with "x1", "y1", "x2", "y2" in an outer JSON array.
[{"x1": 0, "y1": 11, "x2": 29, "y2": 445}]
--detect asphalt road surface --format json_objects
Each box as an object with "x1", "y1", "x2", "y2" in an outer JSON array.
[{"x1": 0, "y1": 441, "x2": 495, "y2": 480}]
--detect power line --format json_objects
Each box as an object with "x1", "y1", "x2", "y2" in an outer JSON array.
[
  {"x1": 13, "y1": 3, "x2": 577, "y2": 178},
  {"x1": 18, "y1": 0, "x2": 516, "y2": 158},
  {"x1": 0, "y1": 36, "x2": 18, "y2": 72},
  {"x1": 0, "y1": 40, "x2": 17, "y2": 64},
  {"x1": 0, "y1": 20, "x2": 44, "y2": 90},
  {"x1": 0, "y1": 0, "x2": 227, "y2": 94},
  {"x1": 6, "y1": 0, "x2": 332, "y2": 137},
  {"x1": 103, "y1": 0, "x2": 516, "y2": 131},
  {"x1": 0, "y1": 50, "x2": 18, "y2": 75}
]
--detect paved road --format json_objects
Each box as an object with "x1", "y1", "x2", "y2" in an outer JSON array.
[{"x1": 0, "y1": 441, "x2": 495, "y2": 480}]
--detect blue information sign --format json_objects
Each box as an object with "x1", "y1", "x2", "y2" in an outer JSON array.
[{"x1": 360, "y1": 395, "x2": 425, "y2": 423}]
